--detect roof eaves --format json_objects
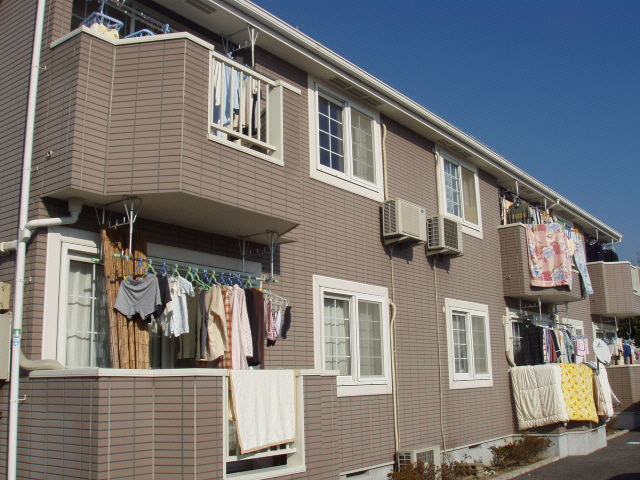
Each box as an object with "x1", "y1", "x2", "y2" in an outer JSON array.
[{"x1": 228, "y1": 0, "x2": 622, "y2": 243}]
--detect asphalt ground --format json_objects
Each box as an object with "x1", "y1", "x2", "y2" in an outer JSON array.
[{"x1": 511, "y1": 429, "x2": 640, "y2": 480}]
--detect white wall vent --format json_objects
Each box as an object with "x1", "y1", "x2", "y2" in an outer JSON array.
[
  {"x1": 427, "y1": 215, "x2": 463, "y2": 256},
  {"x1": 397, "y1": 446, "x2": 441, "y2": 471},
  {"x1": 382, "y1": 199, "x2": 427, "y2": 246}
]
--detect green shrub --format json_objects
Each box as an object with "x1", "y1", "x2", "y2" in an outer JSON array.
[
  {"x1": 489, "y1": 434, "x2": 551, "y2": 468},
  {"x1": 388, "y1": 457, "x2": 474, "y2": 480}
]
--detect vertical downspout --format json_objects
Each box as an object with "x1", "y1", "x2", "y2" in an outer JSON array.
[
  {"x1": 382, "y1": 123, "x2": 401, "y2": 456},
  {"x1": 7, "y1": 1, "x2": 47, "y2": 478}
]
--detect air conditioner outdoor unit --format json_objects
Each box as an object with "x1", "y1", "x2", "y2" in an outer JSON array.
[
  {"x1": 382, "y1": 199, "x2": 427, "y2": 245},
  {"x1": 426, "y1": 215, "x2": 463, "y2": 256},
  {"x1": 397, "y1": 446, "x2": 441, "y2": 471}
]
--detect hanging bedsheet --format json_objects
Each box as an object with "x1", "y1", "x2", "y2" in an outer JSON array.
[
  {"x1": 525, "y1": 223, "x2": 572, "y2": 288},
  {"x1": 230, "y1": 369, "x2": 296, "y2": 453},
  {"x1": 558, "y1": 363, "x2": 598, "y2": 422},
  {"x1": 510, "y1": 364, "x2": 569, "y2": 430}
]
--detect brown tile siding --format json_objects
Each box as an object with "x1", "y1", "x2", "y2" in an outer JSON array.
[
  {"x1": 607, "y1": 366, "x2": 640, "y2": 413},
  {"x1": 2, "y1": 1, "x2": 622, "y2": 478},
  {"x1": 587, "y1": 262, "x2": 640, "y2": 317},
  {"x1": 0, "y1": 373, "x2": 359, "y2": 480},
  {"x1": 0, "y1": 0, "x2": 38, "y2": 276}
]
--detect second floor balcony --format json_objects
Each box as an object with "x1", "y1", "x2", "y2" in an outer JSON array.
[
  {"x1": 33, "y1": 26, "x2": 301, "y2": 241},
  {"x1": 587, "y1": 262, "x2": 640, "y2": 318},
  {"x1": 498, "y1": 223, "x2": 582, "y2": 304}
]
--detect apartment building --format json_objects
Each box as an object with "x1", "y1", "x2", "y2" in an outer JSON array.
[{"x1": 0, "y1": 1, "x2": 637, "y2": 479}]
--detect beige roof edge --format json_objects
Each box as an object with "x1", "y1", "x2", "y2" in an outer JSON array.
[{"x1": 222, "y1": 0, "x2": 622, "y2": 243}]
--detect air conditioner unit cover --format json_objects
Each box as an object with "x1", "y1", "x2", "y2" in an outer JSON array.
[
  {"x1": 427, "y1": 215, "x2": 463, "y2": 254},
  {"x1": 382, "y1": 199, "x2": 427, "y2": 244}
]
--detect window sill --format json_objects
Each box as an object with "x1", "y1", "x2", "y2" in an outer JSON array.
[
  {"x1": 311, "y1": 168, "x2": 384, "y2": 202},
  {"x1": 462, "y1": 223, "x2": 483, "y2": 239},
  {"x1": 440, "y1": 211, "x2": 483, "y2": 239},
  {"x1": 226, "y1": 464, "x2": 306, "y2": 480},
  {"x1": 449, "y1": 377, "x2": 493, "y2": 390},
  {"x1": 337, "y1": 382, "x2": 392, "y2": 397}
]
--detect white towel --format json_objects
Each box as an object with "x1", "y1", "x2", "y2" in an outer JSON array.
[{"x1": 230, "y1": 370, "x2": 296, "y2": 454}]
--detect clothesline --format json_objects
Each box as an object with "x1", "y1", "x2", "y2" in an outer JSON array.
[{"x1": 111, "y1": 253, "x2": 281, "y2": 288}]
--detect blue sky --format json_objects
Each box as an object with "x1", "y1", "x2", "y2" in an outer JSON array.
[{"x1": 254, "y1": 0, "x2": 639, "y2": 262}]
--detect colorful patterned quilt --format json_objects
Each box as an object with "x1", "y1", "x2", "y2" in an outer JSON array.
[
  {"x1": 559, "y1": 363, "x2": 598, "y2": 422},
  {"x1": 525, "y1": 223, "x2": 572, "y2": 288}
]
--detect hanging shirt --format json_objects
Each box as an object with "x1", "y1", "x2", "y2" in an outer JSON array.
[
  {"x1": 166, "y1": 276, "x2": 195, "y2": 337},
  {"x1": 231, "y1": 285, "x2": 253, "y2": 369},
  {"x1": 153, "y1": 274, "x2": 172, "y2": 319},
  {"x1": 281, "y1": 306, "x2": 292, "y2": 339},
  {"x1": 245, "y1": 288, "x2": 265, "y2": 367},
  {"x1": 200, "y1": 290, "x2": 209, "y2": 360},
  {"x1": 115, "y1": 274, "x2": 162, "y2": 321},
  {"x1": 206, "y1": 285, "x2": 229, "y2": 361},
  {"x1": 179, "y1": 287, "x2": 201, "y2": 360},
  {"x1": 219, "y1": 286, "x2": 234, "y2": 369}
]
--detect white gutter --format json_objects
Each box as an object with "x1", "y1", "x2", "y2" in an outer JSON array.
[{"x1": 225, "y1": 0, "x2": 622, "y2": 242}]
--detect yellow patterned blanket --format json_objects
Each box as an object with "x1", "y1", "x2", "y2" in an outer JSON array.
[{"x1": 559, "y1": 363, "x2": 598, "y2": 422}]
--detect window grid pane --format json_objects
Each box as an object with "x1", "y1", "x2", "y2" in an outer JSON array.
[
  {"x1": 512, "y1": 321, "x2": 525, "y2": 366},
  {"x1": 324, "y1": 297, "x2": 351, "y2": 376},
  {"x1": 461, "y1": 166, "x2": 479, "y2": 225},
  {"x1": 66, "y1": 260, "x2": 109, "y2": 368},
  {"x1": 471, "y1": 315, "x2": 488, "y2": 374},
  {"x1": 358, "y1": 300, "x2": 383, "y2": 377},
  {"x1": 318, "y1": 97, "x2": 344, "y2": 172},
  {"x1": 452, "y1": 313, "x2": 468, "y2": 374},
  {"x1": 351, "y1": 109, "x2": 375, "y2": 183},
  {"x1": 444, "y1": 160, "x2": 461, "y2": 217}
]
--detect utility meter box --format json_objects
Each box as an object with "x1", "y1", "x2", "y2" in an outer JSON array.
[
  {"x1": 0, "y1": 313, "x2": 11, "y2": 380},
  {"x1": 0, "y1": 282, "x2": 11, "y2": 311}
]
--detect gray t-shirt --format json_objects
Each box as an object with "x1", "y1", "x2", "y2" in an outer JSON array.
[{"x1": 115, "y1": 274, "x2": 162, "y2": 320}]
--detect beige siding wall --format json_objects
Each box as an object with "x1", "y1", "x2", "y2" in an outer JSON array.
[
  {"x1": 0, "y1": 0, "x2": 38, "y2": 285},
  {"x1": 382, "y1": 119, "x2": 515, "y2": 450},
  {"x1": 0, "y1": 373, "x2": 365, "y2": 479},
  {"x1": 607, "y1": 366, "x2": 640, "y2": 413},
  {"x1": 588, "y1": 262, "x2": 640, "y2": 317},
  {"x1": 2, "y1": 0, "x2": 620, "y2": 478}
]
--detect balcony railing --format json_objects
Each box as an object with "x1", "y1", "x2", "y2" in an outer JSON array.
[{"x1": 209, "y1": 51, "x2": 284, "y2": 165}]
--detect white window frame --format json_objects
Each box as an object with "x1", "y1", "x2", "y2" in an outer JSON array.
[
  {"x1": 223, "y1": 374, "x2": 306, "y2": 480},
  {"x1": 313, "y1": 275, "x2": 391, "y2": 397},
  {"x1": 560, "y1": 317, "x2": 584, "y2": 336},
  {"x1": 445, "y1": 298, "x2": 492, "y2": 389},
  {"x1": 43, "y1": 227, "x2": 104, "y2": 365},
  {"x1": 436, "y1": 149, "x2": 483, "y2": 239},
  {"x1": 308, "y1": 79, "x2": 384, "y2": 202},
  {"x1": 631, "y1": 265, "x2": 640, "y2": 295}
]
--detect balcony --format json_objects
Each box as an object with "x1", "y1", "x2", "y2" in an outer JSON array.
[
  {"x1": 587, "y1": 262, "x2": 640, "y2": 317},
  {"x1": 33, "y1": 27, "x2": 300, "y2": 242},
  {"x1": 498, "y1": 224, "x2": 582, "y2": 303}
]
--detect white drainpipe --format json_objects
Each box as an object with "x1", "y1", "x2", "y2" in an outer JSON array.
[{"x1": 3, "y1": 1, "x2": 85, "y2": 478}]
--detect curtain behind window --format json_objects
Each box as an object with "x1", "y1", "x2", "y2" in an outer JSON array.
[
  {"x1": 461, "y1": 166, "x2": 478, "y2": 225},
  {"x1": 66, "y1": 260, "x2": 109, "y2": 367}
]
